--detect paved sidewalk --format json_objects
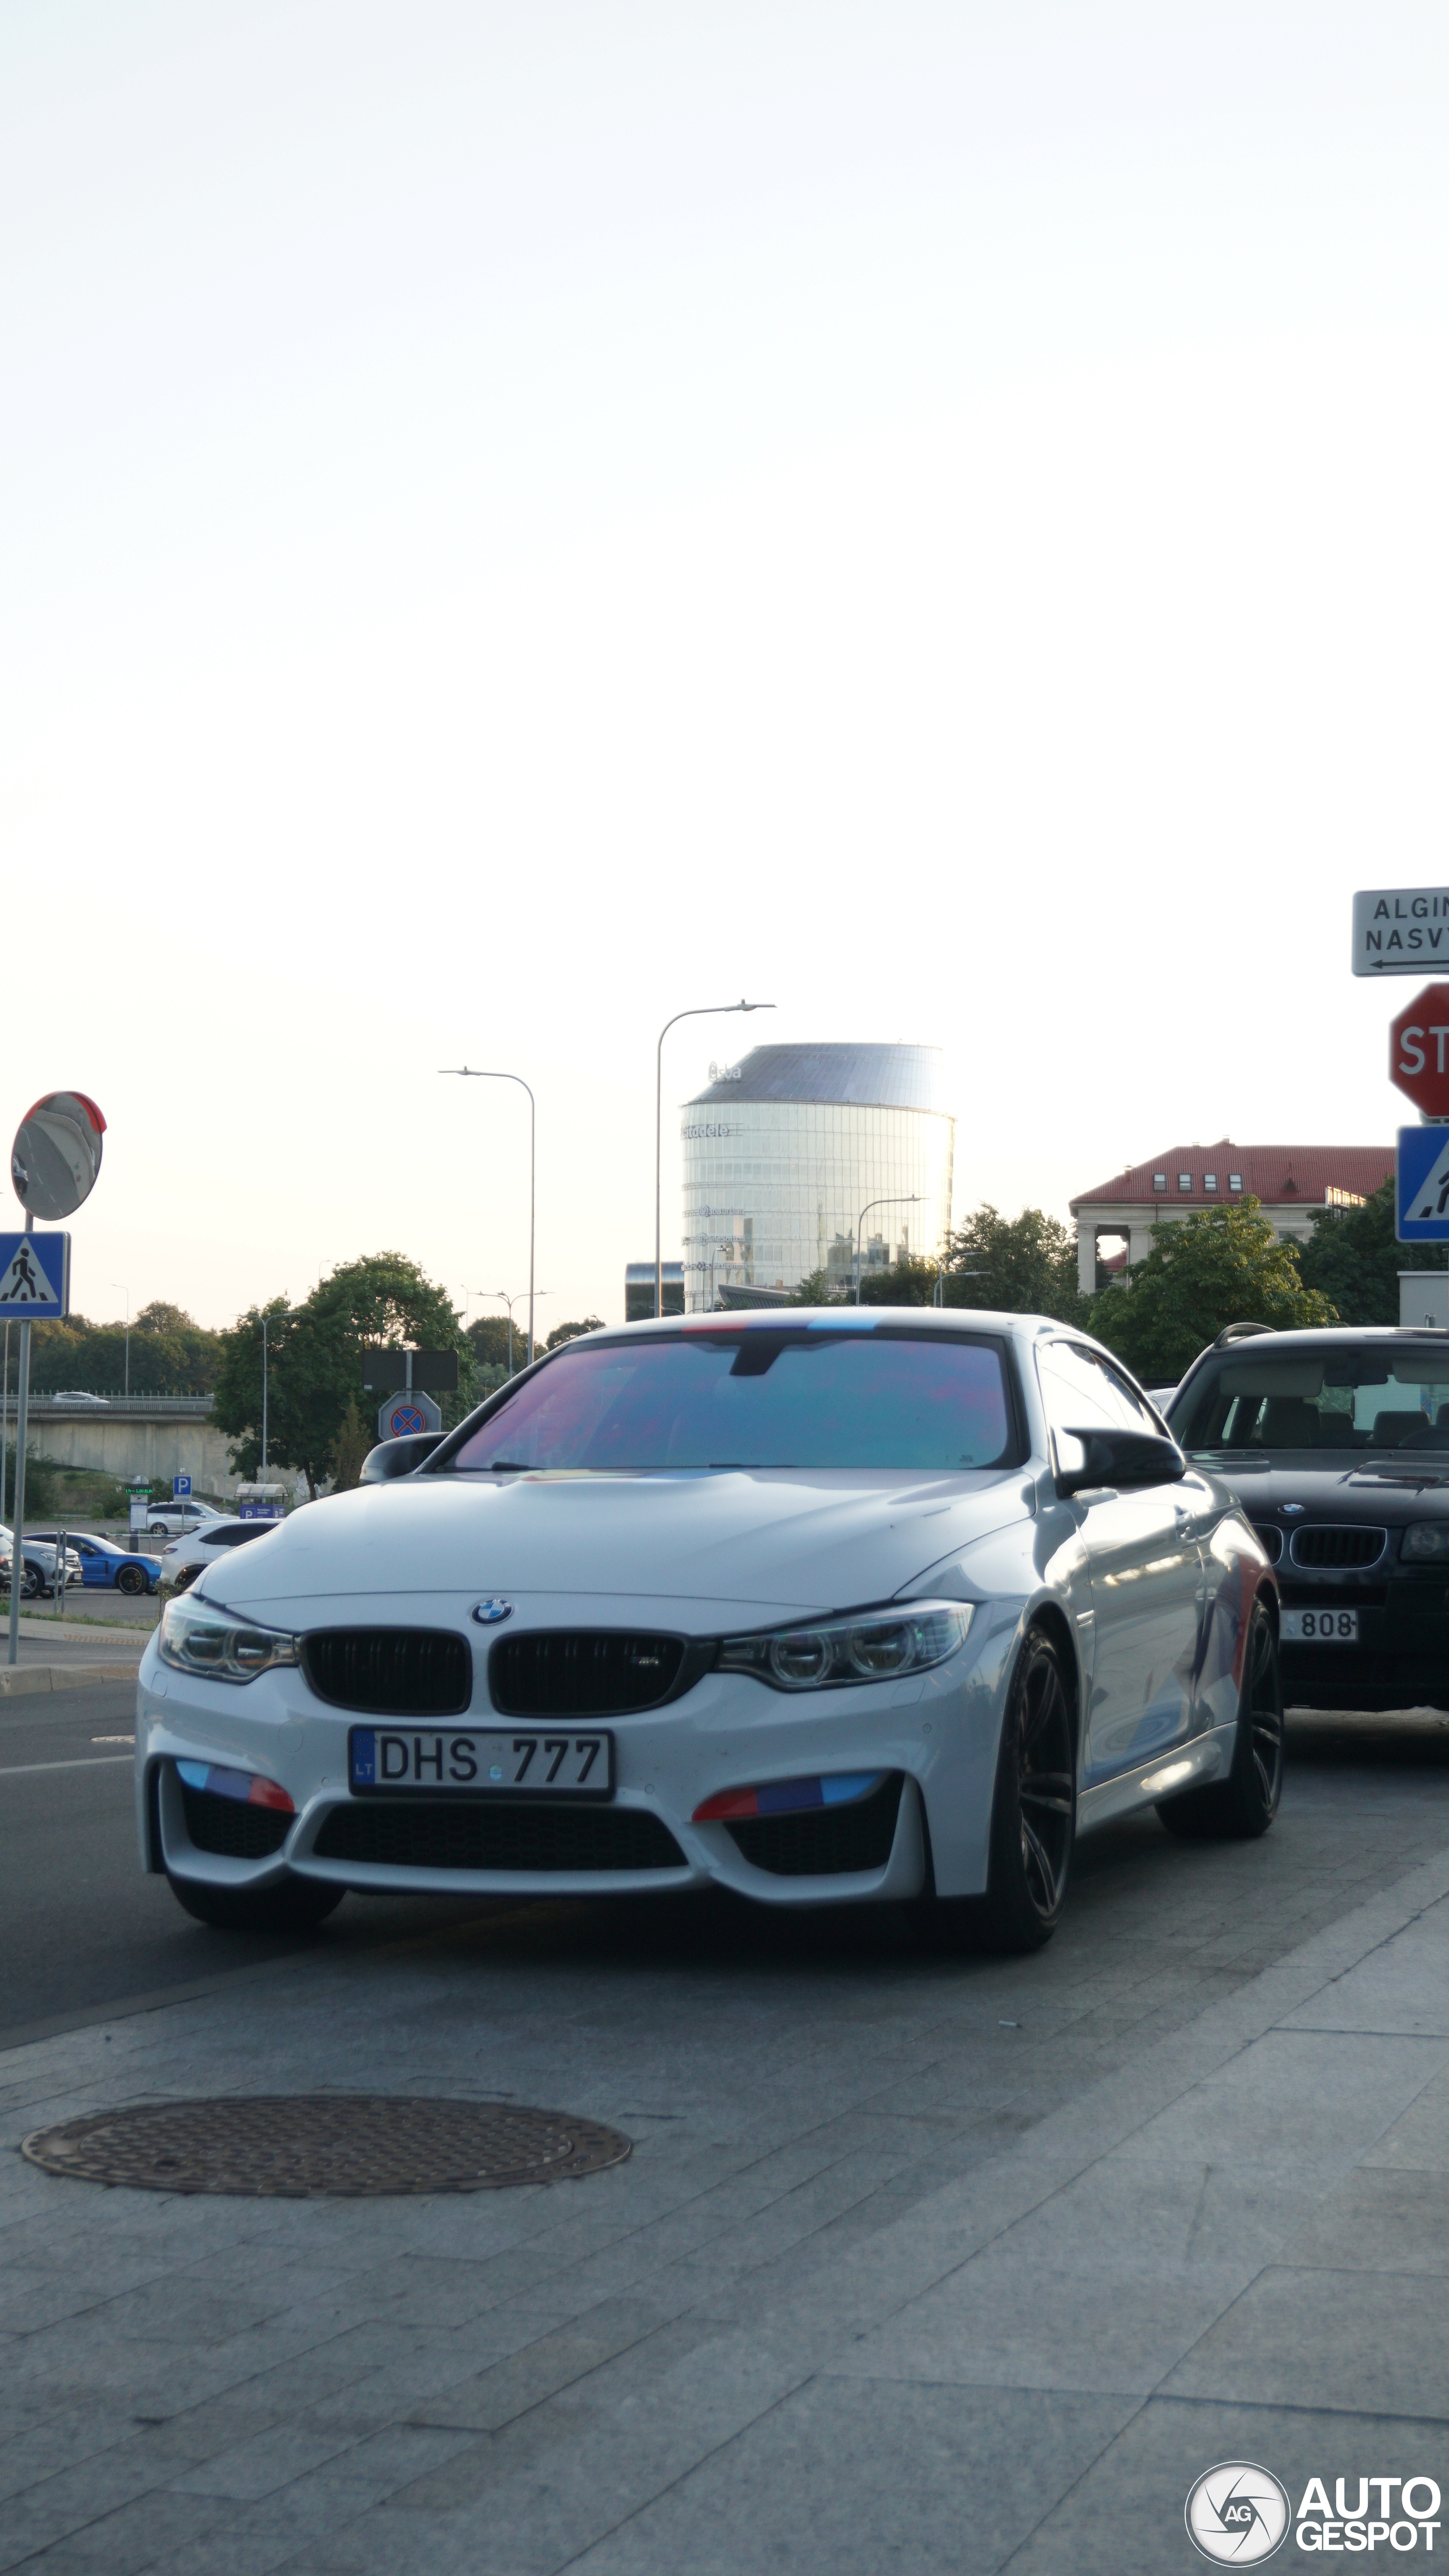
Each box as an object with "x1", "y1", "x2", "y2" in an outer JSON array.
[{"x1": 3, "y1": 1725, "x2": 1449, "y2": 2573}]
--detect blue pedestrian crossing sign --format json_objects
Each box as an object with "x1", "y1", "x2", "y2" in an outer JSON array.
[
  {"x1": 1396, "y1": 1127, "x2": 1449, "y2": 1241},
  {"x1": 0, "y1": 1232, "x2": 70, "y2": 1316},
  {"x1": 173, "y1": 1474, "x2": 191, "y2": 1497}
]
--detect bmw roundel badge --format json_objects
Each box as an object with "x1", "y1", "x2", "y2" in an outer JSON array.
[{"x1": 471, "y1": 1598, "x2": 515, "y2": 1625}]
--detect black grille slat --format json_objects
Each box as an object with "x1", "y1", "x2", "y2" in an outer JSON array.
[
  {"x1": 489, "y1": 1631, "x2": 686, "y2": 1717},
  {"x1": 726, "y1": 1776, "x2": 904, "y2": 1877},
  {"x1": 312, "y1": 1799, "x2": 686, "y2": 1872},
  {"x1": 303, "y1": 1628, "x2": 470, "y2": 1716},
  {"x1": 181, "y1": 1785, "x2": 290, "y2": 1860},
  {"x1": 1249, "y1": 1522, "x2": 1283, "y2": 1563},
  {"x1": 1289, "y1": 1526, "x2": 1387, "y2": 1571}
]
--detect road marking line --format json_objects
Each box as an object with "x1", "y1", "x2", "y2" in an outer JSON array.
[{"x1": 0, "y1": 1755, "x2": 132, "y2": 1777}]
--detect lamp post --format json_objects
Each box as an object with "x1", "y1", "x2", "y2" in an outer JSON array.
[
  {"x1": 111, "y1": 1283, "x2": 130, "y2": 1397},
  {"x1": 441, "y1": 1068, "x2": 536, "y2": 1362},
  {"x1": 854, "y1": 1196, "x2": 923, "y2": 1304},
  {"x1": 656, "y1": 1002, "x2": 774, "y2": 1319},
  {"x1": 482, "y1": 1288, "x2": 552, "y2": 1375}
]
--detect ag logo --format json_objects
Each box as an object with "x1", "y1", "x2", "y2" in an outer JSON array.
[
  {"x1": 471, "y1": 1598, "x2": 514, "y2": 1626},
  {"x1": 1186, "y1": 2463, "x2": 1291, "y2": 2563}
]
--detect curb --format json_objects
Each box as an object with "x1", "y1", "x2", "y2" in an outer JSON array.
[{"x1": 0, "y1": 1664, "x2": 141, "y2": 1698}]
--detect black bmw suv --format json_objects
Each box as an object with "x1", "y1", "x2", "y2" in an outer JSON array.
[{"x1": 1167, "y1": 1325, "x2": 1449, "y2": 1712}]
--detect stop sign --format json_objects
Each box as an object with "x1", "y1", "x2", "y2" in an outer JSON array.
[{"x1": 1390, "y1": 983, "x2": 1449, "y2": 1118}]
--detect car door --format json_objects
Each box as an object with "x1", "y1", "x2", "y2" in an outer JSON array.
[
  {"x1": 1038, "y1": 1340, "x2": 1205, "y2": 1785},
  {"x1": 73, "y1": 1539, "x2": 104, "y2": 1587}
]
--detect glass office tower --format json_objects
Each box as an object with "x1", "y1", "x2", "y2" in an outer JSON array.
[{"x1": 680, "y1": 1043, "x2": 955, "y2": 1308}]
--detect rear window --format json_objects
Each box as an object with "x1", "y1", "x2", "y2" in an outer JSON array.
[
  {"x1": 447, "y1": 1329, "x2": 1020, "y2": 1473},
  {"x1": 1172, "y1": 1344, "x2": 1449, "y2": 1454}
]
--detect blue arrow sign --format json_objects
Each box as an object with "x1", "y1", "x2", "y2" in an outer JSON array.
[
  {"x1": 0, "y1": 1233, "x2": 70, "y2": 1317},
  {"x1": 1396, "y1": 1127, "x2": 1449, "y2": 1240}
]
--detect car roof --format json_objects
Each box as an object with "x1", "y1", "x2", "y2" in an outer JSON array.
[{"x1": 589, "y1": 1307, "x2": 1067, "y2": 1341}]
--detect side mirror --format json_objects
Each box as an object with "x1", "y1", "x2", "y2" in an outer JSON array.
[
  {"x1": 361, "y1": 1432, "x2": 444, "y2": 1484},
  {"x1": 1055, "y1": 1426, "x2": 1187, "y2": 1499}
]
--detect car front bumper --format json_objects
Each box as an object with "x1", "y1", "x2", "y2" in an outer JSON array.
[
  {"x1": 134, "y1": 1596, "x2": 1024, "y2": 1906},
  {"x1": 1278, "y1": 1572, "x2": 1449, "y2": 1710}
]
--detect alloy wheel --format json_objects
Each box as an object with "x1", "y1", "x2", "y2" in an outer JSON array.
[
  {"x1": 1248, "y1": 1609, "x2": 1284, "y2": 1812},
  {"x1": 1016, "y1": 1645, "x2": 1075, "y2": 1920}
]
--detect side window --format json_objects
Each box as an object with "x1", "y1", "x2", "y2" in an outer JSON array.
[
  {"x1": 1097, "y1": 1358, "x2": 1164, "y2": 1436},
  {"x1": 1037, "y1": 1342, "x2": 1129, "y2": 1436}
]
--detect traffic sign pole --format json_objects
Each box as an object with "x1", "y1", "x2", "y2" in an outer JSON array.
[{"x1": 6, "y1": 1226, "x2": 31, "y2": 1669}]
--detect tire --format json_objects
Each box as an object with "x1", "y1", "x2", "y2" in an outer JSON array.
[
  {"x1": 20, "y1": 1565, "x2": 41, "y2": 1600},
  {"x1": 166, "y1": 1875, "x2": 345, "y2": 1933},
  {"x1": 116, "y1": 1564, "x2": 147, "y2": 1597},
  {"x1": 149, "y1": 1521, "x2": 169, "y2": 1537},
  {"x1": 919, "y1": 1624, "x2": 1078, "y2": 1955},
  {"x1": 1157, "y1": 1595, "x2": 1283, "y2": 1842}
]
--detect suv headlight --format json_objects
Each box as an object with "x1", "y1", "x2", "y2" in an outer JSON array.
[
  {"x1": 1403, "y1": 1522, "x2": 1449, "y2": 1561},
  {"x1": 158, "y1": 1598, "x2": 299, "y2": 1684},
  {"x1": 717, "y1": 1600, "x2": 975, "y2": 1692}
]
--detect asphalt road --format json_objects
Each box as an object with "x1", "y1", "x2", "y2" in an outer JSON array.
[{"x1": 0, "y1": 1683, "x2": 493, "y2": 2046}]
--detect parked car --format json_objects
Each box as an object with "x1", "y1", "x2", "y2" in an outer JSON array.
[
  {"x1": 0, "y1": 1526, "x2": 84, "y2": 1598},
  {"x1": 24, "y1": 1530, "x2": 161, "y2": 1597},
  {"x1": 146, "y1": 1498, "x2": 225, "y2": 1538},
  {"x1": 136, "y1": 1310, "x2": 1281, "y2": 1942},
  {"x1": 157, "y1": 1516, "x2": 285, "y2": 1602},
  {"x1": 1167, "y1": 1324, "x2": 1449, "y2": 1710}
]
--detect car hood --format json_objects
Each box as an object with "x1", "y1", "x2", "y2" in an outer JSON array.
[
  {"x1": 1196, "y1": 1453, "x2": 1449, "y2": 1525},
  {"x1": 199, "y1": 1466, "x2": 1036, "y2": 1627}
]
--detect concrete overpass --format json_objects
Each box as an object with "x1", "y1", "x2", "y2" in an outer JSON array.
[{"x1": 16, "y1": 1397, "x2": 258, "y2": 1499}]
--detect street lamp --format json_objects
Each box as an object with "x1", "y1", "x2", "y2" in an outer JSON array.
[
  {"x1": 481, "y1": 1288, "x2": 553, "y2": 1375},
  {"x1": 111, "y1": 1283, "x2": 130, "y2": 1397},
  {"x1": 656, "y1": 1002, "x2": 774, "y2": 1319},
  {"x1": 441, "y1": 1068, "x2": 536, "y2": 1362},
  {"x1": 854, "y1": 1196, "x2": 923, "y2": 1304}
]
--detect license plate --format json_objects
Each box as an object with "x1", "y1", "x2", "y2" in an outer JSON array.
[
  {"x1": 1281, "y1": 1608, "x2": 1360, "y2": 1643},
  {"x1": 348, "y1": 1726, "x2": 614, "y2": 1797}
]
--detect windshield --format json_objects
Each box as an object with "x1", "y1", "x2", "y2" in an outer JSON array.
[
  {"x1": 447, "y1": 1329, "x2": 1019, "y2": 1473},
  {"x1": 1172, "y1": 1343, "x2": 1449, "y2": 1454}
]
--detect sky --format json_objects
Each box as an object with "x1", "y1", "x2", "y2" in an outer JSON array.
[{"x1": 4, "y1": 0, "x2": 1447, "y2": 1336}]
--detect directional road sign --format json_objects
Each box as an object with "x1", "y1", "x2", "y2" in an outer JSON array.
[
  {"x1": 173, "y1": 1474, "x2": 191, "y2": 1497},
  {"x1": 378, "y1": 1392, "x2": 442, "y2": 1440},
  {"x1": 1391, "y1": 985, "x2": 1449, "y2": 1119},
  {"x1": 1355, "y1": 889, "x2": 1449, "y2": 976},
  {"x1": 1396, "y1": 1127, "x2": 1449, "y2": 1242},
  {"x1": 0, "y1": 1233, "x2": 70, "y2": 1317}
]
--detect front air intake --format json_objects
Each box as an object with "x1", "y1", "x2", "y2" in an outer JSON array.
[
  {"x1": 488, "y1": 1631, "x2": 689, "y2": 1716},
  {"x1": 1288, "y1": 1526, "x2": 1387, "y2": 1571},
  {"x1": 302, "y1": 1629, "x2": 471, "y2": 1716}
]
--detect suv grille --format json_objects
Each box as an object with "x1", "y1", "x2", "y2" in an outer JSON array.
[
  {"x1": 1249, "y1": 1522, "x2": 1283, "y2": 1564},
  {"x1": 727, "y1": 1775, "x2": 904, "y2": 1877},
  {"x1": 302, "y1": 1629, "x2": 470, "y2": 1715},
  {"x1": 181, "y1": 1783, "x2": 290, "y2": 1860},
  {"x1": 1288, "y1": 1526, "x2": 1387, "y2": 1571},
  {"x1": 312, "y1": 1800, "x2": 685, "y2": 1873},
  {"x1": 489, "y1": 1631, "x2": 689, "y2": 1717}
]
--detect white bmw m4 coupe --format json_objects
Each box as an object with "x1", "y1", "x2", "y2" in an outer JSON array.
[{"x1": 135, "y1": 1311, "x2": 1282, "y2": 1955}]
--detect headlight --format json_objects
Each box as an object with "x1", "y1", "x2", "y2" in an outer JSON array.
[
  {"x1": 158, "y1": 1598, "x2": 299, "y2": 1684},
  {"x1": 717, "y1": 1599, "x2": 974, "y2": 1692},
  {"x1": 1403, "y1": 1522, "x2": 1449, "y2": 1561}
]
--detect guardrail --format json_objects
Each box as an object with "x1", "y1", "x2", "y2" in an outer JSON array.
[{"x1": 20, "y1": 1394, "x2": 215, "y2": 1417}]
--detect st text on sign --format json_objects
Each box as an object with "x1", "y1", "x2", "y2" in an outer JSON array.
[{"x1": 1390, "y1": 985, "x2": 1449, "y2": 1121}]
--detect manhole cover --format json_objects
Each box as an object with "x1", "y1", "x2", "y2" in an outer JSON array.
[{"x1": 19, "y1": 2096, "x2": 633, "y2": 2198}]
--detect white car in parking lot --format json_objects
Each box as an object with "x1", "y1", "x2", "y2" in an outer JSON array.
[
  {"x1": 136, "y1": 1311, "x2": 1282, "y2": 1952},
  {"x1": 157, "y1": 1515, "x2": 285, "y2": 1602}
]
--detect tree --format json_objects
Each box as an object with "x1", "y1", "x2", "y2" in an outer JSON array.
[
  {"x1": 1084, "y1": 1196, "x2": 1339, "y2": 1384},
  {"x1": 791, "y1": 1260, "x2": 937, "y2": 1306},
  {"x1": 327, "y1": 1396, "x2": 372, "y2": 1494},
  {"x1": 940, "y1": 1206, "x2": 1089, "y2": 1323},
  {"x1": 546, "y1": 1317, "x2": 605, "y2": 1350},
  {"x1": 466, "y1": 1315, "x2": 531, "y2": 1374},
  {"x1": 213, "y1": 1253, "x2": 465, "y2": 1497},
  {"x1": 1299, "y1": 1178, "x2": 1447, "y2": 1326}
]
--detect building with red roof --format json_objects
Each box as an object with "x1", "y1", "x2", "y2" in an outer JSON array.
[{"x1": 1070, "y1": 1141, "x2": 1394, "y2": 1296}]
